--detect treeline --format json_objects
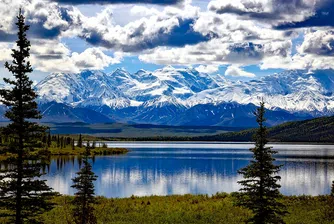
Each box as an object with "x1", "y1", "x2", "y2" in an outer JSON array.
[
  {"x1": 101, "y1": 116, "x2": 334, "y2": 143},
  {"x1": 48, "y1": 134, "x2": 102, "y2": 149},
  {"x1": 0, "y1": 130, "x2": 104, "y2": 150}
]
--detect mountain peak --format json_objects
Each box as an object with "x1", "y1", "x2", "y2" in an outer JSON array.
[
  {"x1": 113, "y1": 67, "x2": 128, "y2": 73},
  {"x1": 80, "y1": 70, "x2": 105, "y2": 79},
  {"x1": 162, "y1": 65, "x2": 176, "y2": 71},
  {"x1": 134, "y1": 69, "x2": 149, "y2": 76},
  {"x1": 34, "y1": 68, "x2": 334, "y2": 126}
]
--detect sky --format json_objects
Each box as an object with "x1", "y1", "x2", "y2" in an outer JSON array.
[{"x1": 0, "y1": 0, "x2": 333, "y2": 82}]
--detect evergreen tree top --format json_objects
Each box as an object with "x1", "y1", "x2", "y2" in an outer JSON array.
[{"x1": 0, "y1": 9, "x2": 41, "y2": 126}]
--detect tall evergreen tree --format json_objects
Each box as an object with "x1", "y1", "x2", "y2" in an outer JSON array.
[
  {"x1": 42, "y1": 134, "x2": 47, "y2": 145},
  {"x1": 236, "y1": 102, "x2": 287, "y2": 224},
  {"x1": 60, "y1": 137, "x2": 64, "y2": 149},
  {"x1": 57, "y1": 134, "x2": 60, "y2": 148},
  {"x1": 47, "y1": 130, "x2": 51, "y2": 148},
  {"x1": 0, "y1": 9, "x2": 57, "y2": 224},
  {"x1": 77, "y1": 134, "x2": 83, "y2": 148},
  {"x1": 63, "y1": 137, "x2": 67, "y2": 147},
  {"x1": 71, "y1": 146, "x2": 98, "y2": 224},
  {"x1": 66, "y1": 137, "x2": 71, "y2": 145}
]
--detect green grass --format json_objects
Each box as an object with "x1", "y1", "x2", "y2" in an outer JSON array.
[
  {"x1": 36, "y1": 194, "x2": 334, "y2": 224},
  {"x1": 48, "y1": 145, "x2": 128, "y2": 156},
  {"x1": 0, "y1": 143, "x2": 128, "y2": 161}
]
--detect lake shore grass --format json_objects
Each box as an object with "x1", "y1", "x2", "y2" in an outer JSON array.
[
  {"x1": 48, "y1": 145, "x2": 128, "y2": 156},
  {"x1": 37, "y1": 193, "x2": 334, "y2": 224}
]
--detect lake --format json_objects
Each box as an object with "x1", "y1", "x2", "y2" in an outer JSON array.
[{"x1": 44, "y1": 142, "x2": 334, "y2": 198}]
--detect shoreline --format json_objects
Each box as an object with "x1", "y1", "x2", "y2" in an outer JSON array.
[
  {"x1": 96, "y1": 140, "x2": 334, "y2": 145},
  {"x1": 0, "y1": 146, "x2": 129, "y2": 161},
  {"x1": 48, "y1": 146, "x2": 129, "y2": 156}
]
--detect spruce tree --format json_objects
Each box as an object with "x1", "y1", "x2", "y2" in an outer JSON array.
[
  {"x1": 63, "y1": 137, "x2": 67, "y2": 147},
  {"x1": 60, "y1": 137, "x2": 64, "y2": 149},
  {"x1": 77, "y1": 134, "x2": 83, "y2": 148},
  {"x1": 57, "y1": 134, "x2": 60, "y2": 148},
  {"x1": 0, "y1": 9, "x2": 57, "y2": 223},
  {"x1": 42, "y1": 134, "x2": 47, "y2": 144},
  {"x1": 47, "y1": 131, "x2": 51, "y2": 148},
  {"x1": 236, "y1": 102, "x2": 287, "y2": 224},
  {"x1": 66, "y1": 137, "x2": 71, "y2": 145},
  {"x1": 71, "y1": 146, "x2": 98, "y2": 224}
]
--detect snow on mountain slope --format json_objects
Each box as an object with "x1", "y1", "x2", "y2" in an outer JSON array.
[
  {"x1": 173, "y1": 102, "x2": 307, "y2": 127},
  {"x1": 109, "y1": 66, "x2": 224, "y2": 102},
  {"x1": 33, "y1": 68, "x2": 334, "y2": 126},
  {"x1": 36, "y1": 70, "x2": 130, "y2": 109},
  {"x1": 36, "y1": 66, "x2": 226, "y2": 108},
  {"x1": 186, "y1": 70, "x2": 334, "y2": 114}
]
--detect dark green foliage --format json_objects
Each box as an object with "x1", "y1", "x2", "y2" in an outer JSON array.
[
  {"x1": 0, "y1": 9, "x2": 57, "y2": 224},
  {"x1": 47, "y1": 131, "x2": 51, "y2": 148},
  {"x1": 60, "y1": 137, "x2": 63, "y2": 148},
  {"x1": 266, "y1": 116, "x2": 334, "y2": 142},
  {"x1": 77, "y1": 134, "x2": 83, "y2": 148},
  {"x1": 236, "y1": 102, "x2": 287, "y2": 224},
  {"x1": 57, "y1": 135, "x2": 60, "y2": 148},
  {"x1": 71, "y1": 146, "x2": 98, "y2": 224},
  {"x1": 196, "y1": 116, "x2": 334, "y2": 143},
  {"x1": 66, "y1": 137, "x2": 71, "y2": 145},
  {"x1": 331, "y1": 181, "x2": 334, "y2": 197},
  {"x1": 72, "y1": 138, "x2": 75, "y2": 150},
  {"x1": 42, "y1": 134, "x2": 47, "y2": 144}
]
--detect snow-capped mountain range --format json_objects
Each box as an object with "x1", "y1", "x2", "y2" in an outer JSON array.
[{"x1": 10, "y1": 67, "x2": 334, "y2": 127}]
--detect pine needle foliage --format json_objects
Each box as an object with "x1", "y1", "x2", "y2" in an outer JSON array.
[
  {"x1": 77, "y1": 134, "x2": 83, "y2": 148},
  {"x1": 71, "y1": 146, "x2": 98, "y2": 224},
  {"x1": 236, "y1": 102, "x2": 287, "y2": 224},
  {"x1": 0, "y1": 9, "x2": 57, "y2": 224},
  {"x1": 331, "y1": 181, "x2": 334, "y2": 196}
]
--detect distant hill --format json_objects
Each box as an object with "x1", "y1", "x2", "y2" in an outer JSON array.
[
  {"x1": 39, "y1": 102, "x2": 114, "y2": 124},
  {"x1": 194, "y1": 116, "x2": 334, "y2": 143}
]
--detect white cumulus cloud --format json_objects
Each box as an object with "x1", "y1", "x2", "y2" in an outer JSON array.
[
  {"x1": 195, "y1": 65, "x2": 219, "y2": 74},
  {"x1": 225, "y1": 65, "x2": 256, "y2": 78}
]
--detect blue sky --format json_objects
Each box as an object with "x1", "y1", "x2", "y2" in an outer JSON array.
[{"x1": 0, "y1": 0, "x2": 333, "y2": 82}]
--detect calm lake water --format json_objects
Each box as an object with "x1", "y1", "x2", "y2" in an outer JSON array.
[{"x1": 44, "y1": 142, "x2": 334, "y2": 197}]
